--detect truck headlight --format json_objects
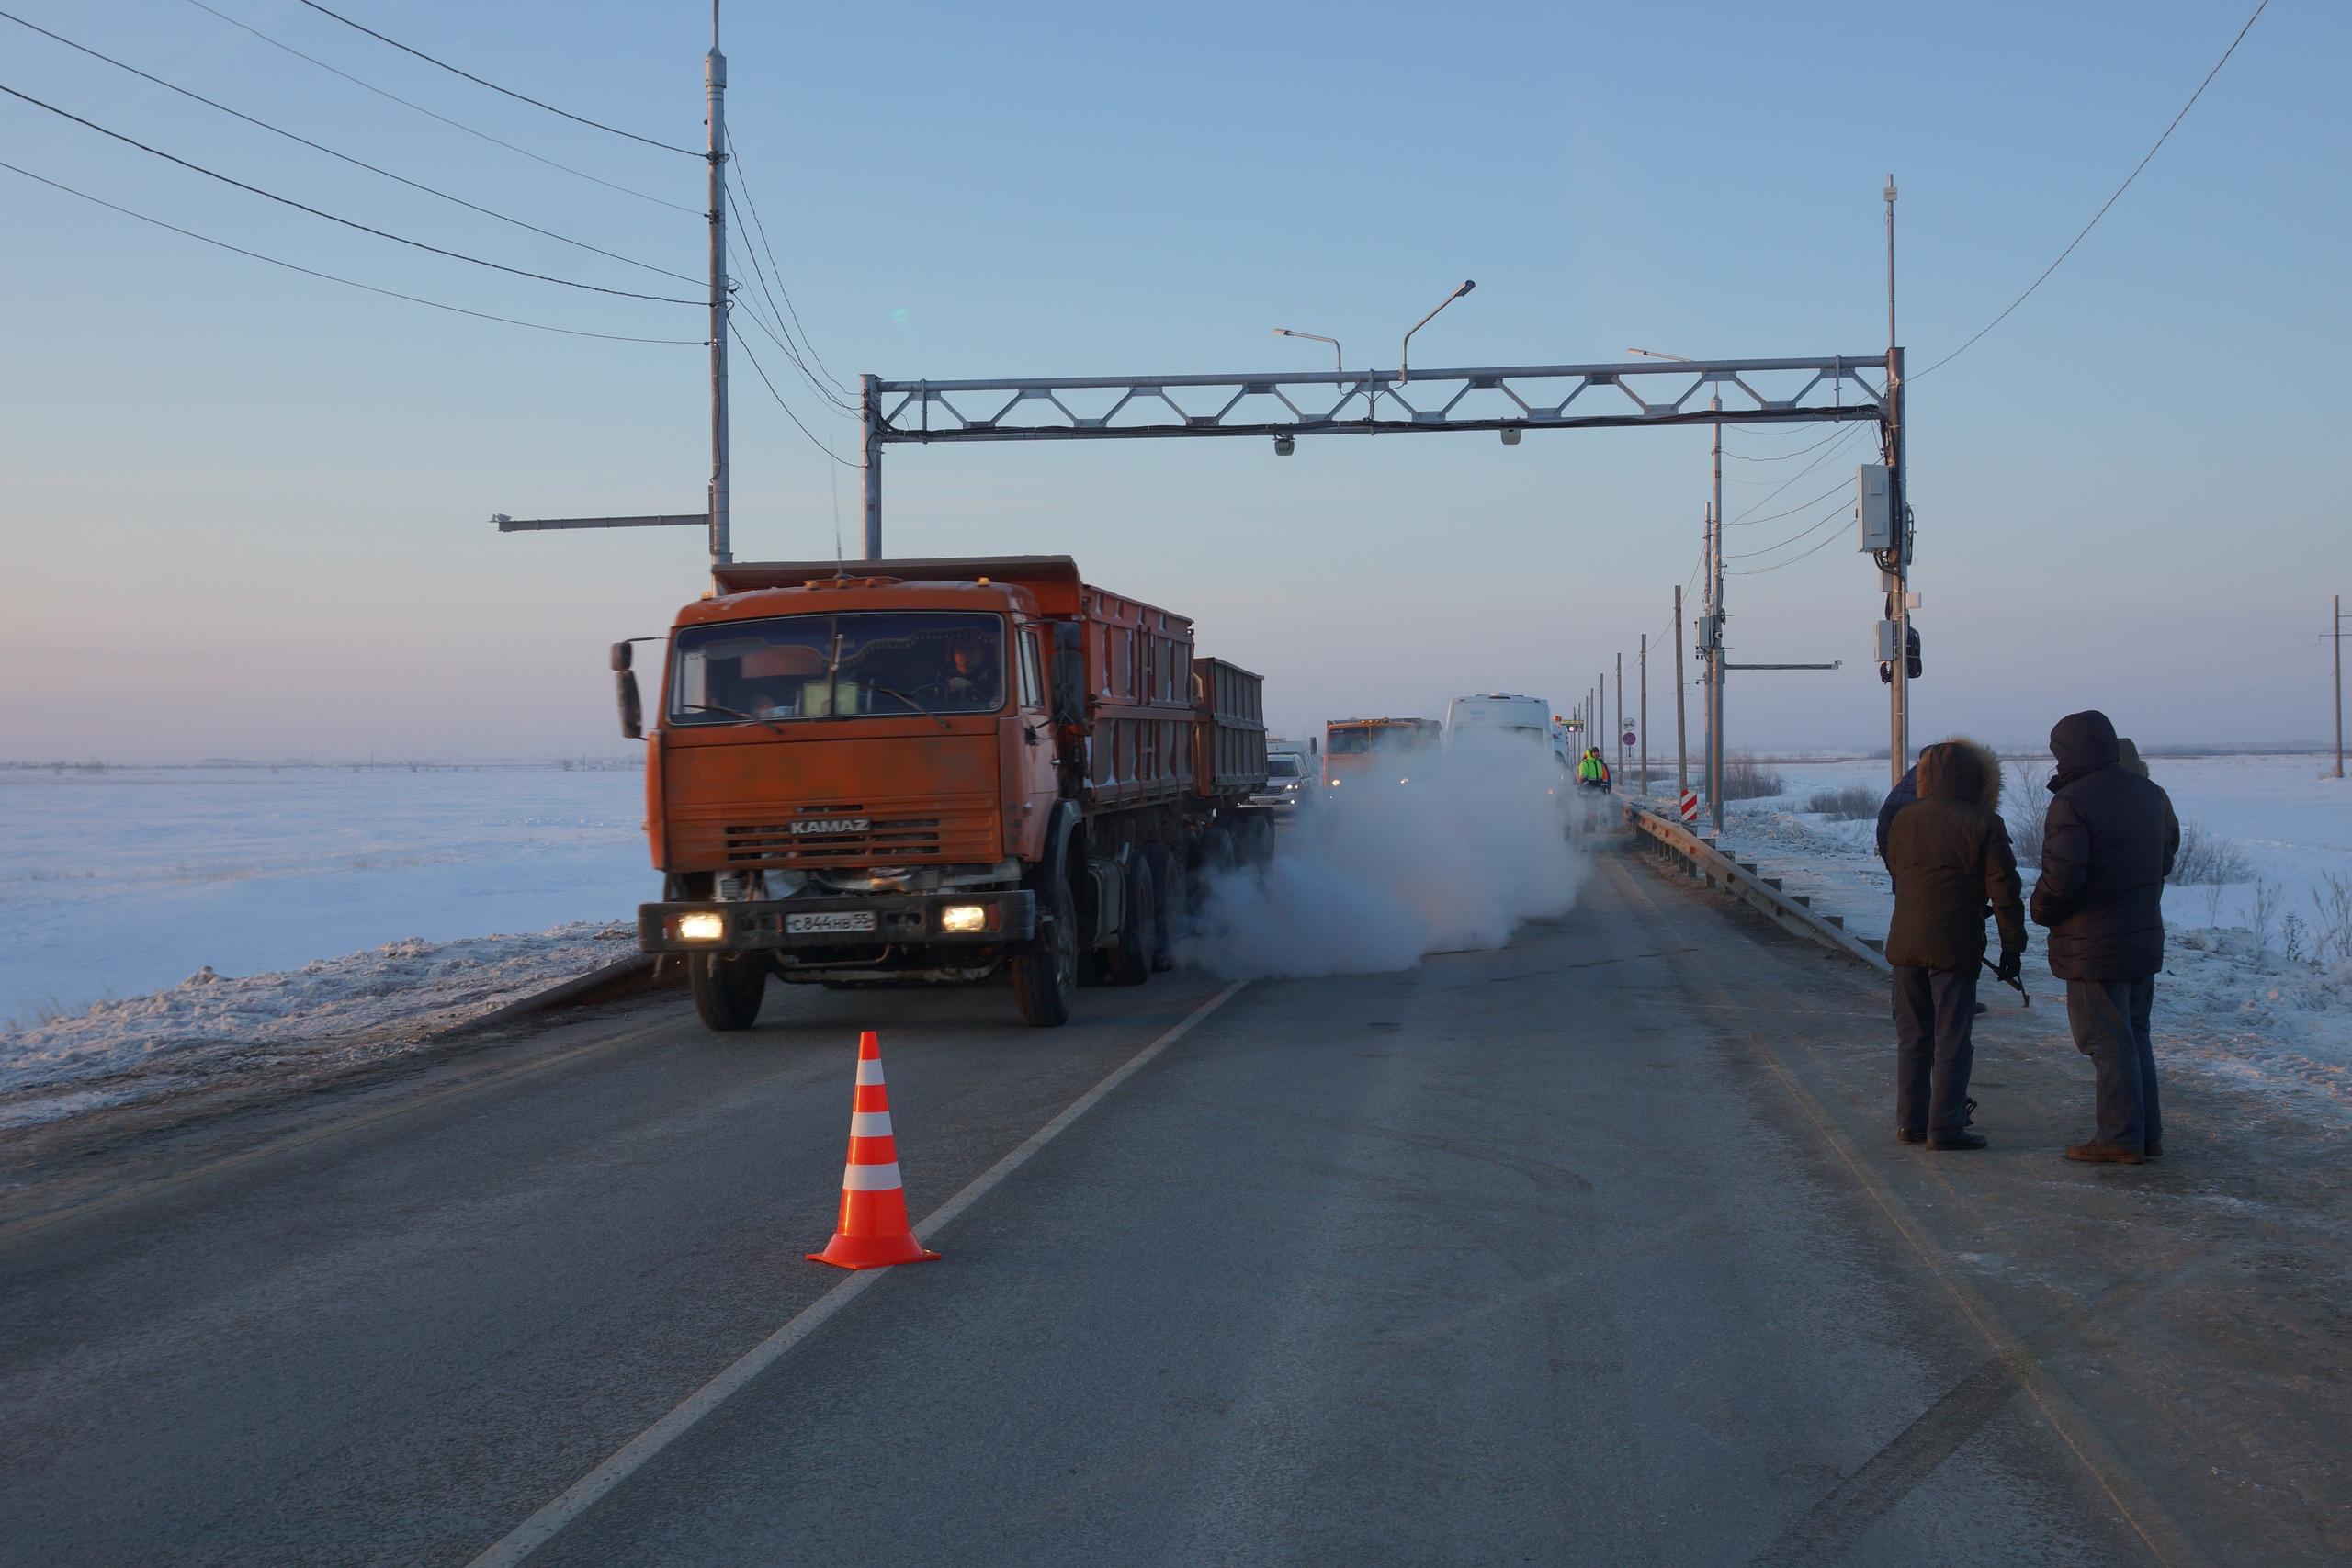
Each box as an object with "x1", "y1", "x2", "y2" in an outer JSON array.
[
  {"x1": 939, "y1": 903, "x2": 989, "y2": 933},
  {"x1": 675, "y1": 911, "x2": 726, "y2": 942}
]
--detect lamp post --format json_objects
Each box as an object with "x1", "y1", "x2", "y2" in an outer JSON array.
[
  {"x1": 1272, "y1": 327, "x2": 1342, "y2": 375},
  {"x1": 1398, "y1": 280, "x2": 1475, "y2": 386}
]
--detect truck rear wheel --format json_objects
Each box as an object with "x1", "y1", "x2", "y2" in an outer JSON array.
[
  {"x1": 1140, "y1": 844, "x2": 1177, "y2": 972},
  {"x1": 1104, "y1": 857, "x2": 1157, "y2": 987},
  {"x1": 1012, "y1": 874, "x2": 1078, "y2": 1028},
  {"x1": 689, "y1": 952, "x2": 767, "y2": 1032}
]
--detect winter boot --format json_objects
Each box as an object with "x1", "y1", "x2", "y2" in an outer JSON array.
[{"x1": 2065, "y1": 1142, "x2": 2143, "y2": 1165}]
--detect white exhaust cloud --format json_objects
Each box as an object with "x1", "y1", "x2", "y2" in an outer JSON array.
[{"x1": 1180, "y1": 734, "x2": 1590, "y2": 979}]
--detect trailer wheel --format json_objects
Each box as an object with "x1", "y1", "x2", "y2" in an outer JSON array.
[
  {"x1": 1105, "y1": 856, "x2": 1157, "y2": 987},
  {"x1": 1012, "y1": 872, "x2": 1078, "y2": 1028},
  {"x1": 689, "y1": 952, "x2": 766, "y2": 1032},
  {"x1": 1139, "y1": 844, "x2": 1177, "y2": 972},
  {"x1": 1186, "y1": 826, "x2": 1235, "y2": 912}
]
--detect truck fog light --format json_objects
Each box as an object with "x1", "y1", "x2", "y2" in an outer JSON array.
[
  {"x1": 675, "y1": 911, "x2": 727, "y2": 942},
  {"x1": 940, "y1": 903, "x2": 989, "y2": 933}
]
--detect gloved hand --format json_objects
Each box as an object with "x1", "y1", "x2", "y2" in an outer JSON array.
[{"x1": 1994, "y1": 948, "x2": 2023, "y2": 985}]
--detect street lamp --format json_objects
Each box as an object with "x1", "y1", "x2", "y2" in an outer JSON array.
[
  {"x1": 1272, "y1": 327, "x2": 1342, "y2": 375},
  {"x1": 1625, "y1": 346, "x2": 1693, "y2": 362},
  {"x1": 1398, "y1": 279, "x2": 1474, "y2": 386}
]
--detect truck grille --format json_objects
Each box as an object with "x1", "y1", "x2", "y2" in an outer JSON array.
[{"x1": 686, "y1": 800, "x2": 1004, "y2": 869}]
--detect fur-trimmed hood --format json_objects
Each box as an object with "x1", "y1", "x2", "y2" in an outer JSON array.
[{"x1": 1916, "y1": 737, "x2": 2002, "y2": 810}]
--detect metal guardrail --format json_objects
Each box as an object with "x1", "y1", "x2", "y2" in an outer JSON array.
[{"x1": 1623, "y1": 801, "x2": 1893, "y2": 976}]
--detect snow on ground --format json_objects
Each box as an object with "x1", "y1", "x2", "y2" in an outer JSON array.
[
  {"x1": 1, "y1": 763, "x2": 647, "y2": 1029},
  {"x1": 0, "y1": 921, "x2": 638, "y2": 1130},
  {"x1": 0, "y1": 763, "x2": 652, "y2": 1131},
  {"x1": 1634, "y1": 753, "x2": 2352, "y2": 1124}
]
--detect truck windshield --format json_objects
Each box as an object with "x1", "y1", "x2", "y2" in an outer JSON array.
[{"x1": 669, "y1": 612, "x2": 1007, "y2": 725}]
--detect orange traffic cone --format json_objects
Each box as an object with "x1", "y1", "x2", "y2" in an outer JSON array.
[{"x1": 807, "y1": 1031, "x2": 941, "y2": 1270}]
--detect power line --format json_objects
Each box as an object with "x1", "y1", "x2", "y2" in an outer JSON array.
[
  {"x1": 729, "y1": 321, "x2": 857, "y2": 466},
  {"x1": 1914, "y1": 0, "x2": 2269, "y2": 380},
  {"x1": 1731, "y1": 524, "x2": 1846, "y2": 576},
  {"x1": 291, "y1": 0, "x2": 696, "y2": 157},
  {"x1": 731, "y1": 292, "x2": 854, "y2": 418},
  {"x1": 2, "y1": 9, "x2": 699, "y2": 288},
  {"x1": 1721, "y1": 423, "x2": 1851, "y2": 461},
  {"x1": 727, "y1": 128, "x2": 849, "y2": 398},
  {"x1": 0, "y1": 157, "x2": 703, "y2": 343},
  {"x1": 182, "y1": 0, "x2": 697, "y2": 215},
  {"x1": 723, "y1": 188, "x2": 854, "y2": 415},
  {"x1": 1724, "y1": 426, "x2": 1869, "y2": 525},
  {"x1": 1724, "y1": 502, "x2": 1849, "y2": 560},
  {"x1": 0, "y1": 81, "x2": 701, "y2": 304},
  {"x1": 1725, "y1": 472, "x2": 1855, "y2": 533}
]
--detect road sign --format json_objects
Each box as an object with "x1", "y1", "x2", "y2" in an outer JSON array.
[
  {"x1": 1623, "y1": 729, "x2": 1637, "y2": 748},
  {"x1": 1679, "y1": 790, "x2": 1699, "y2": 823}
]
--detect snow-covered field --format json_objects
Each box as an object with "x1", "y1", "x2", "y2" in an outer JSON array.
[
  {"x1": 1638, "y1": 753, "x2": 2352, "y2": 1125},
  {"x1": 0, "y1": 764, "x2": 650, "y2": 1126}
]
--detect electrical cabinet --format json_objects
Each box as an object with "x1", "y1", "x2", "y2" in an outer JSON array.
[{"x1": 1856, "y1": 465, "x2": 1895, "y2": 551}]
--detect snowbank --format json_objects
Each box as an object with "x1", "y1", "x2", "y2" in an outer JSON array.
[
  {"x1": 0, "y1": 921, "x2": 637, "y2": 1130},
  {"x1": 1668, "y1": 754, "x2": 2352, "y2": 1126}
]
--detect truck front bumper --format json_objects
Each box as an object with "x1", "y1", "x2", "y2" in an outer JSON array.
[{"x1": 639, "y1": 890, "x2": 1036, "y2": 953}]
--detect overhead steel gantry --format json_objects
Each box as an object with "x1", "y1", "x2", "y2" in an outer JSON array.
[
  {"x1": 854, "y1": 345, "x2": 1912, "y2": 809},
  {"x1": 855, "y1": 353, "x2": 1897, "y2": 557}
]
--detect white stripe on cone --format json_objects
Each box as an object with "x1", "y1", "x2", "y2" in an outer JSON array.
[
  {"x1": 855, "y1": 1060, "x2": 887, "y2": 1086},
  {"x1": 849, "y1": 1111, "x2": 893, "y2": 1138},
  {"x1": 839, "y1": 1161, "x2": 903, "y2": 1191}
]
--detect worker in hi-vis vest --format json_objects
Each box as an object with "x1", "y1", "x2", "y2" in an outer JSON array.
[{"x1": 1577, "y1": 747, "x2": 1611, "y2": 791}]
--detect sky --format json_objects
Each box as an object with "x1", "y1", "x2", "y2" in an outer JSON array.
[{"x1": 2, "y1": 0, "x2": 2345, "y2": 761}]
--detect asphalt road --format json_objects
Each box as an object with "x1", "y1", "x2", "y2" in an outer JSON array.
[{"x1": 2, "y1": 838, "x2": 2343, "y2": 1566}]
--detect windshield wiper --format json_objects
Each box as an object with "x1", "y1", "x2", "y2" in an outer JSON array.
[
  {"x1": 862, "y1": 682, "x2": 955, "y2": 732},
  {"x1": 678, "y1": 703, "x2": 790, "y2": 737}
]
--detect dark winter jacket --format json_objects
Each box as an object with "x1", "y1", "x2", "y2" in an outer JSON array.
[
  {"x1": 1884, "y1": 739, "x2": 2024, "y2": 972},
  {"x1": 1874, "y1": 762, "x2": 1919, "y2": 865},
  {"x1": 2030, "y1": 711, "x2": 2180, "y2": 981},
  {"x1": 2116, "y1": 738, "x2": 2182, "y2": 852}
]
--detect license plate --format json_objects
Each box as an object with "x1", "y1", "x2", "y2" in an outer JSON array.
[
  {"x1": 786, "y1": 910, "x2": 877, "y2": 934},
  {"x1": 791, "y1": 817, "x2": 868, "y2": 836}
]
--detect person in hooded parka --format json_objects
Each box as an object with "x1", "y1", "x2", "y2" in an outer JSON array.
[{"x1": 1884, "y1": 738, "x2": 2025, "y2": 1149}]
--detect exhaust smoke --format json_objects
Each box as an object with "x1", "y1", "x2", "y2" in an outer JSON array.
[{"x1": 1181, "y1": 734, "x2": 1589, "y2": 979}]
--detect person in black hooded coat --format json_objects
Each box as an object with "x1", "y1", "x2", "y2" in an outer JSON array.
[
  {"x1": 2030, "y1": 709, "x2": 2180, "y2": 1163},
  {"x1": 1884, "y1": 739, "x2": 2023, "y2": 1148}
]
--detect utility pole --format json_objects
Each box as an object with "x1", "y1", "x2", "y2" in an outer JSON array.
[
  {"x1": 1709, "y1": 394, "x2": 1725, "y2": 833},
  {"x1": 1884, "y1": 175, "x2": 1910, "y2": 787},
  {"x1": 1639, "y1": 633, "x2": 1648, "y2": 797},
  {"x1": 2335, "y1": 592, "x2": 2344, "y2": 780},
  {"x1": 705, "y1": 6, "x2": 730, "y2": 566},
  {"x1": 1674, "y1": 583, "x2": 1688, "y2": 798},
  {"x1": 1615, "y1": 652, "x2": 1624, "y2": 785},
  {"x1": 860, "y1": 373, "x2": 882, "y2": 558}
]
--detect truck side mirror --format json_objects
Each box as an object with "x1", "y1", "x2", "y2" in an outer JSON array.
[
  {"x1": 611, "y1": 640, "x2": 634, "y2": 672},
  {"x1": 616, "y1": 670, "x2": 643, "y2": 740},
  {"x1": 1050, "y1": 622, "x2": 1085, "y2": 724}
]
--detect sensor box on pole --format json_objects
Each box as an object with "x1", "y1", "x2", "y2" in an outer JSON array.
[{"x1": 1856, "y1": 465, "x2": 1895, "y2": 551}]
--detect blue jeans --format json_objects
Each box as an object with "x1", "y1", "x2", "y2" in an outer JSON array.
[
  {"x1": 2064, "y1": 976, "x2": 2160, "y2": 1150},
  {"x1": 1893, "y1": 966, "x2": 1977, "y2": 1138}
]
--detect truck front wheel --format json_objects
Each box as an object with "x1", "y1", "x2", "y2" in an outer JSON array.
[
  {"x1": 690, "y1": 952, "x2": 767, "y2": 1032},
  {"x1": 1012, "y1": 874, "x2": 1078, "y2": 1028}
]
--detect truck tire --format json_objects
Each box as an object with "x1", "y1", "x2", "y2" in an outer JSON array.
[
  {"x1": 689, "y1": 952, "x2": 766, "y2": 1032},
  {"x1": 1186, "y1": 826, "x2": 1234, "y2": 913},
  {"x1": 1104, "y1": 856, "x2": 1157, "y2": 987},
  {"x1": 1139, "y1": 843, "x2": 1177, "y2": 972},
  {"x1": 1012, "y1": 873, "x2": 1078, "y2": 1028},
  {"x1": 1240, "y1": 814, "x2": 1276, "y2": 869}
]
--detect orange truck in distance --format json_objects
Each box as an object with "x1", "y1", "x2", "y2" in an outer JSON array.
[
  {"x1": 616, "y1": 557, "x2": 1268, "y2": 1031},
  {"x1": 1323, "y1": 717, "x2": 1442, "y2": 791}
]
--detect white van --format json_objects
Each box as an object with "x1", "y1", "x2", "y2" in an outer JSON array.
[{"x1": 1444, "y1": 693, "x2": 1554, "y2": 746}]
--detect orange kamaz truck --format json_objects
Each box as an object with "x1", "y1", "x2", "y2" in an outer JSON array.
[
  {"x1": 616, "y1": 557, "x2": 1267, "y2": 1031},
  {"x1": 1322, "y1": 716, "x2": 1442, "y2": 791}
]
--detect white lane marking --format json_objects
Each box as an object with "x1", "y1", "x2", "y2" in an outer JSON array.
[
  {"x1": 847, "y1": 1111, "x2": 892, "y2": 1138},
  {"x1": 837, "y1": 1160, "x2": 902, "y2": 1191},
  {"x1": 854, "y1": 1060, "x2": 885, "y2": 1085},
  {"x1": 463, "y1": 978, "x2": 1250, "y2": 1568}
]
